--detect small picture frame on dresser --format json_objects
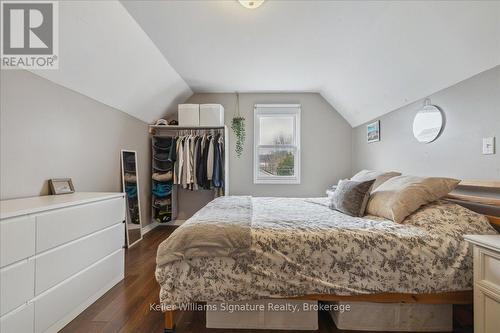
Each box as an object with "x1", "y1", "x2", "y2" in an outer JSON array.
[{"x1": 49, "y1": 178, "x2": 75, "y2": 195}]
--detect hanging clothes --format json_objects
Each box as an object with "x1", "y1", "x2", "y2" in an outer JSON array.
[
  {"x1": 201, "y1": 135, "x2": 210, "y2": 189},
  {"x1": 170, "y1": 131, "x2": 225, "y2": 193},
  {"x1": 189, "y1": 136, "x2": 195, "y2": 189},
  {"x1": 213, "y1": 134, "x2": 224, "y2": 188},
  {"x1": 174, "y1": 136, "x2": 184, "y2": 185},
  {"x1": 182, "y1": 136, "x2": 190, "y2": 188},
  {"x1": 167, "y1": 137, "x2": 177, "y2": 163},
  {"x1": 207, "y1": 136, "x2": 214, "y2": 182},
  {"x1": 196, "y1": 135, "x2": 205, "y2": 188},
  {"x1": 192, "y1": 136, "x2": 200, "y2": 191}
]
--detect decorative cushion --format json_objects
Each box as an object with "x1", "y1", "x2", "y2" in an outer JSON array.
[
  {"x1": 366, "y1": 175, "x2": 460, "y2": 223},
  {"x1": 329, "y1": 179, "x2": 376, "y2": 217},
  {"x1": 351, "y1": 170, "x2": 402, "y2": 191}
]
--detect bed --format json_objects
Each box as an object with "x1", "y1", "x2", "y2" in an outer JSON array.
[{"x1": 156, "y1": 183, "x2": 499, "y2": 332}]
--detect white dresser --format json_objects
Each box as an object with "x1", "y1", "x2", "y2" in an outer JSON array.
[
  {"x1": 0, "y1": 192, "x2": 125, "y2": 333},
  {"x1": 464, "y1": 235, "x2": 500, "y2": 333}
]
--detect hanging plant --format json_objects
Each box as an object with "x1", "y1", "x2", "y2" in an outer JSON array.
[
  {"x1": 231, "y1": 92, "x2": 246, "y2": 158},
  {"x1": 231, "y1": 116, "x2": 245, "y2": 158}
]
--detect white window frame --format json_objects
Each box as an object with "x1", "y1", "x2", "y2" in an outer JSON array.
[{"x1": 253, "y1": 104, "x2": 301, "y2": 184}]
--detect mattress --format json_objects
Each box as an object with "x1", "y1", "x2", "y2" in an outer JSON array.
[{"x1": 156, "y1": 196, "x2": 497, "y2": 307}]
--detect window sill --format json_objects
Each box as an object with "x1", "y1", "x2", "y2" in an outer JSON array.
[{"x1": 254, "y1": 178, "x2": 301, "y2": 185}]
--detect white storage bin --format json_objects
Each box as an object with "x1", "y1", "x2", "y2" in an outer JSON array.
[
  {"x1": 178, "y1": 104, "x2": 199, "y2": 126},
  {"x1": 206, "y1": 299, "x2": 318, "y2": 330},
  {"x1": 329, "y1": 302, "x2": 452, "y2": 332},
  {"x1": 200, "y1": 104, "x2": 224, "y2": 126}
]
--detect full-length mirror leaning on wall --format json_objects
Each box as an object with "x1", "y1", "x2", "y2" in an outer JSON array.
[
  {"x1": 413, "y1": 99, "x2": 444, "y2": 143},
  {"x1": 121, "y1": 150, "x2": 143, "y2": 247}
]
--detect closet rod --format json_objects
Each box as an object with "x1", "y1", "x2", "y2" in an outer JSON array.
[{"x1": 149, "y1": 125, "x2": 226, "y2": 135}]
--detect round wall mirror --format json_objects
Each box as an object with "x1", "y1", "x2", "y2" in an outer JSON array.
[{"x1": 412, "y1": 102, "x2": 444, "y2": 143}]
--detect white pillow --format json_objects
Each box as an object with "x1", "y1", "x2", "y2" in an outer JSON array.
[{"x1": 351, "y1": 170, "x2": 402, "y2": 191}]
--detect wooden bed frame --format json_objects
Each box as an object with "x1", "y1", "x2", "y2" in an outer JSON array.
[{"x1": 163, "y1": 180, "x2": 500, "y2": 332}]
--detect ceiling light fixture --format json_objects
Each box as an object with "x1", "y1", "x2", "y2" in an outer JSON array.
[{"x1": 238, "y1": 0, "x2": 264, "y2": 9}]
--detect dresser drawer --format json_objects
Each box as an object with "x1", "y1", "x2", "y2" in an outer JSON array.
[
  {"x1": 475, "y1": 246, "x2": 500, "y2": 290},
  {"x1": 0, "y1": 215, "x2": 35, "y2": 268},
  {"x1": 0, "y1": 259, "x2": 35, "y2": 316},
  {"x1": 474, "y1": 286, "x2": 500, "y2": 333},
  {"x1": 36, "y1": 197, "x2": 125, "y2": 253},
  {"x1": 483, "y1": 294, "x2": 500, "y2": 333},
  {"x1": 0, "y1": 303, "x2": 34, "y2": 333},
  {"x1": 482, "y1": 252, "x2": 500, "y2": 287},
  {"x1": 35, "y1": 223, "x2": 124, "y2": 295},
  {"x1": 34, "y1": 249, "x2": 124, "y2": 333}
]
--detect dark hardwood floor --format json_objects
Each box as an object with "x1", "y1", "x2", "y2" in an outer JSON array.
[{"x1": 62, "y1": 227, "x2": 472, "y2": 333}]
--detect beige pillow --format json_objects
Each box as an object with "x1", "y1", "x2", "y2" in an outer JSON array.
[
  {"x1": 351, "y1": 170, "x2": 402, "y2": 190},
  {"x1": 366, "y1": 175, "x2": 460, "y2": 223}
]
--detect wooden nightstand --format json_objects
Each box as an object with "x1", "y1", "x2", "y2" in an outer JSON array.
[{"x1": 464, "y1": 235, "x2": 500, "y2": 333}]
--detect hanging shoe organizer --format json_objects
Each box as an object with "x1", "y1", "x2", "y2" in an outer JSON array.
[{"x1": 151, "y1": 136, "x2": 174, "y2": 223}]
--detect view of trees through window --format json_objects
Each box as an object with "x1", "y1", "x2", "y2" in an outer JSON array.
[
  {"x1": 255, "y1": 107, "x2": 300, "y2": 183},
  {"x1": 258, "y1": 133, "x2": 295, "y2": 177}
]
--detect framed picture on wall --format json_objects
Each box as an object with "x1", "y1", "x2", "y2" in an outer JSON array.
[
  {"x1": 367, "y1": 120, "x2": 380, "y2": 143},
  {"x1": 49, "y1": 178, "x2": 75, "y2": 195}
]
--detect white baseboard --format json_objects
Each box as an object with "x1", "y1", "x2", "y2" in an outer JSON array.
[{"x1": 142, "y1": 221, "x2": 160, "y2": 234}]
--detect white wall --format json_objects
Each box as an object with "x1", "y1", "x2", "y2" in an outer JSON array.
[
  {"x1": 171, "y1": 92, "x2": 351, "y2": 219},
  {"x1": 352, "y1": 66, "x2": 500, "y2": 180},
  {"x1": 0, "y1": 70, "x2": 152, "y2": 225},
  {"x1": 184, "y1": 93, "x2": 352, "y2": 197},
  {"x1": 32, "y1": 0, "x2": 192, "y2": 123}
]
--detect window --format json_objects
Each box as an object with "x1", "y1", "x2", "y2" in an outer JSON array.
[{"x1": 254, "y1": 104, "x2": 301, "y2": 184}]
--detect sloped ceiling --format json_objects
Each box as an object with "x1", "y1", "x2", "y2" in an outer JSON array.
[
  {"x1": 30, "y1": 0, "x2": 192, "y2": 123},
  {"x1": 28, "y1": 1, "x2": 500, "y2": 127},
  {"x1": 121, "y1": 0, "x2": 500, "y2": 126}
]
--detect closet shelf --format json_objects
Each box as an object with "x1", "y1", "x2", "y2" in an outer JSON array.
[{"x1": 149, "y1": 125, "x2": 227, "y2": 134}]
